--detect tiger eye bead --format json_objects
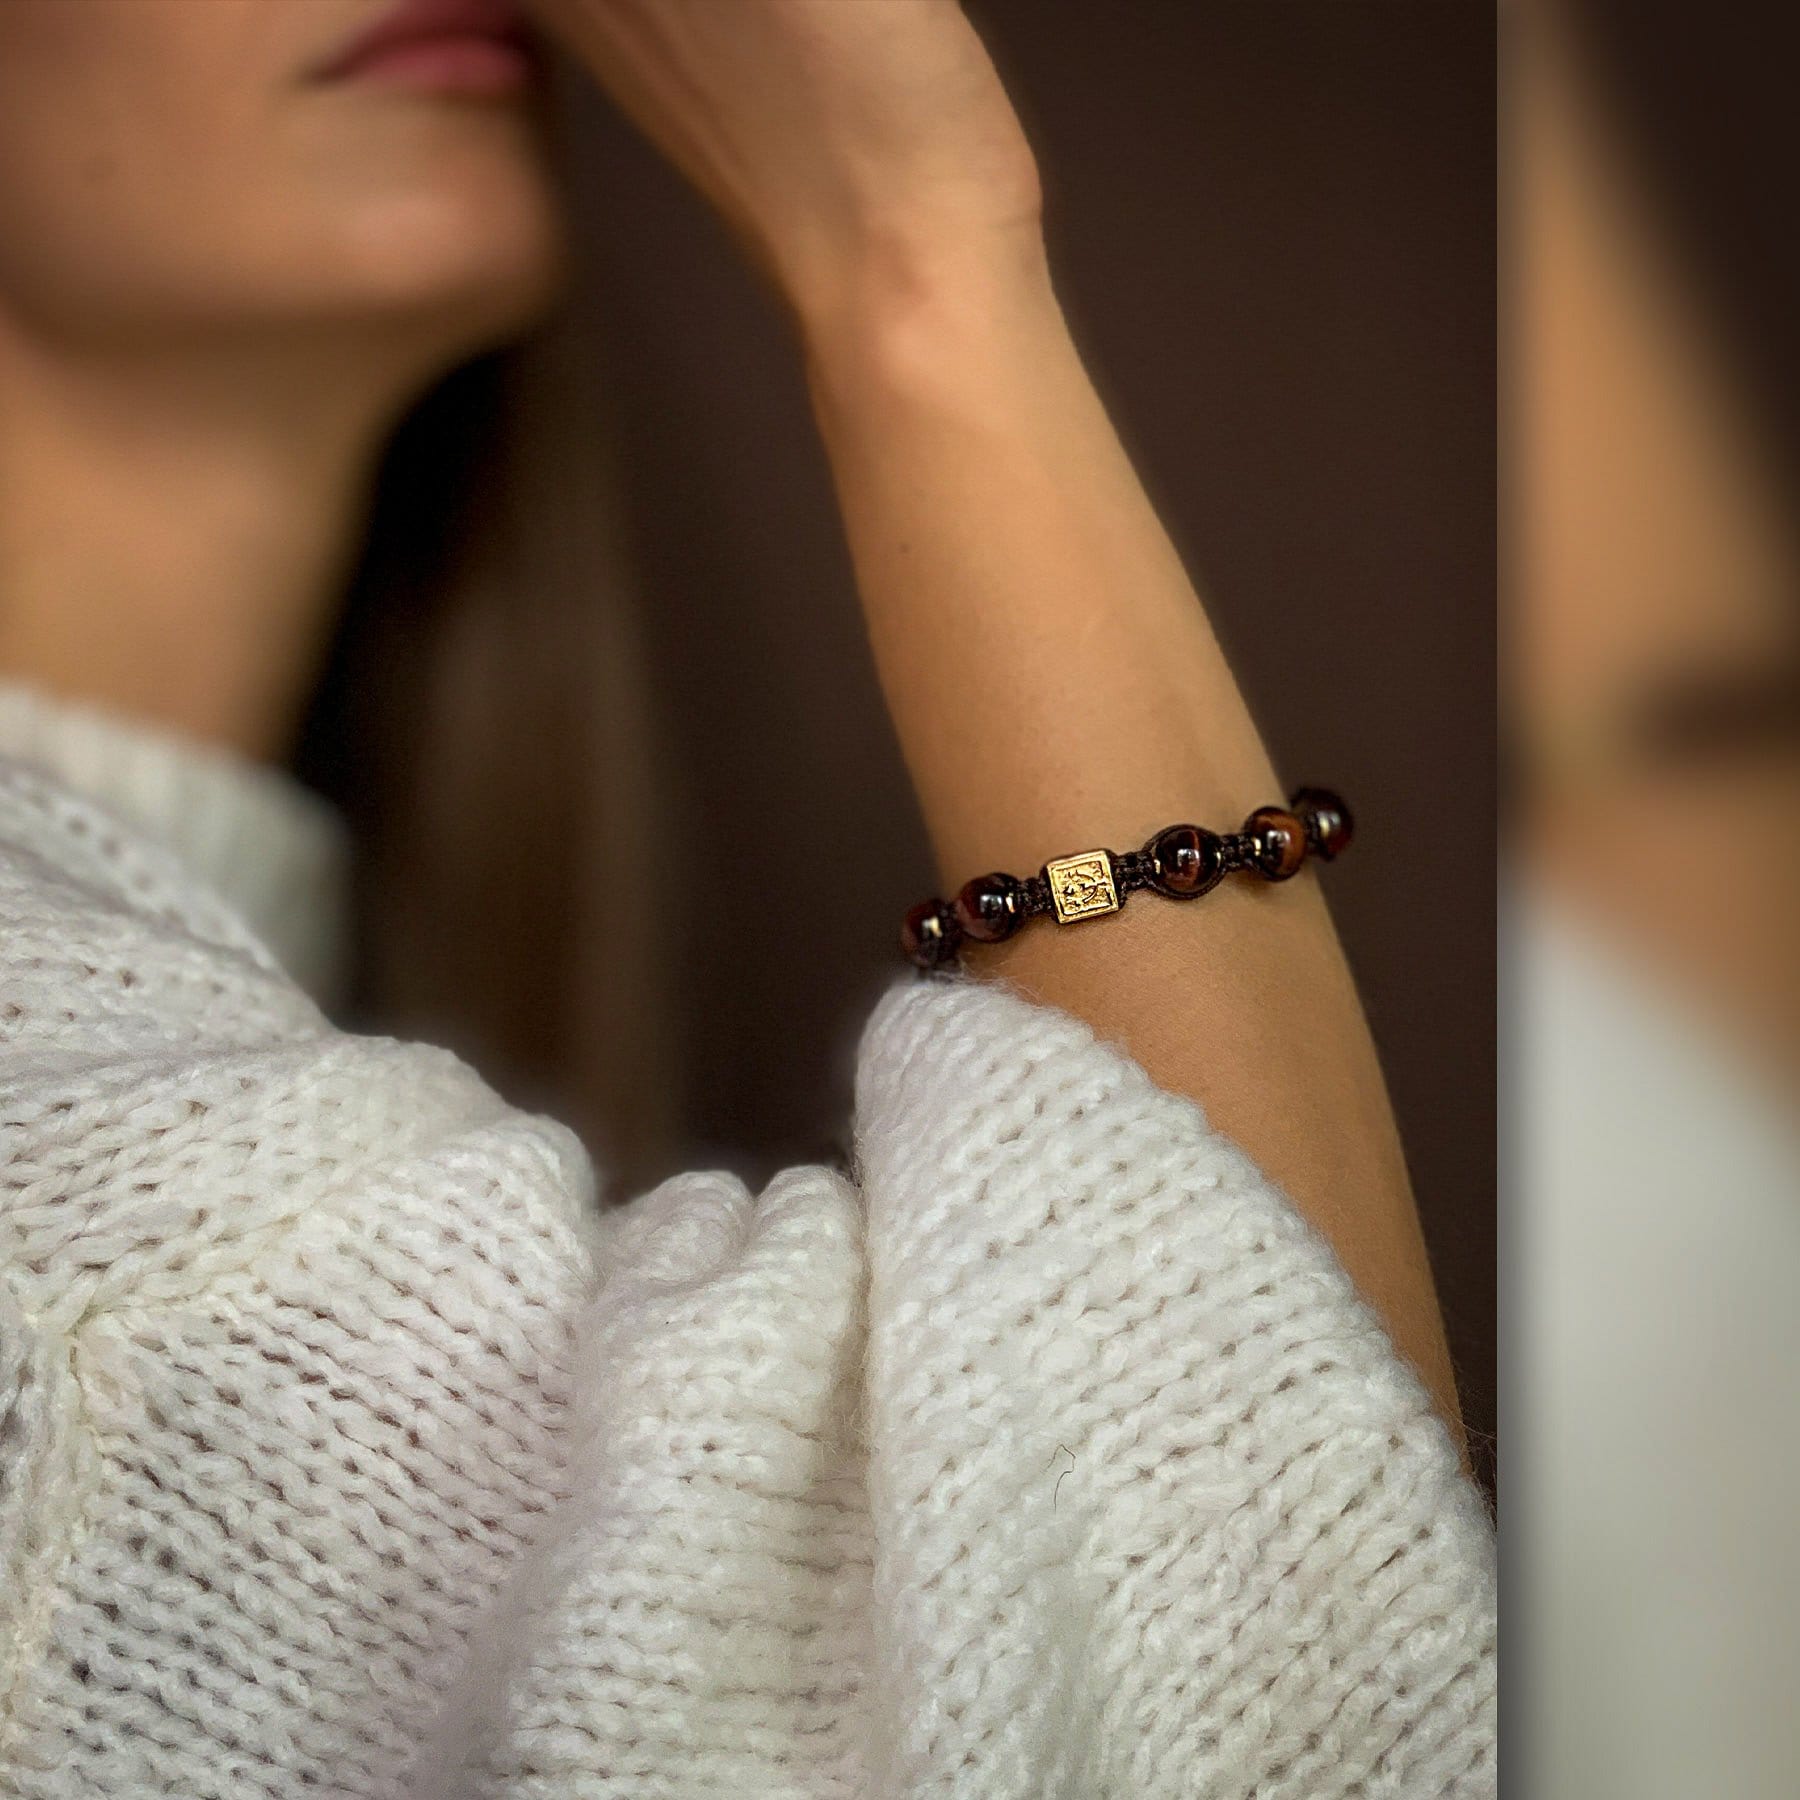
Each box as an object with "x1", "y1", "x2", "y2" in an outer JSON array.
[
  {"x1": 1290, "y1": 787, "x2": 1354, "y2": 861},
  {"x1": 1245, "y1": 806, "x2": 1309, "y2": 881},
  {"x1": 900, "y1": 899, "x2": 962, "y2": 970},
  {"x1": 953, "y1": 872, "x2": 1028, "y2": 943},
  {"x1": 1145, "y1": 823, "x2": 1225, "y2": 899}
]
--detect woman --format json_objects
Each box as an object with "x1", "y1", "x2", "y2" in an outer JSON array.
[
  {"x1": 0, "y1": 2, "x2": 1494, "y2": 1794},
  {"x1": 1518, "y1": 11, "x2": 1800, "y2": 1795}
]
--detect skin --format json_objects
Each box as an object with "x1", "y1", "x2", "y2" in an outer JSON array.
[
  {"x1": 0, "y1": 0, "x2": 1458, "y2": 1432},
  {"x1": 0, "y1": 0, "x2": 562, "y2": 756}
]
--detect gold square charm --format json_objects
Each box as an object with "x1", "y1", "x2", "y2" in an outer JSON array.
[{"x1": 1044, "y1": 850, "x2": 1120, "y2": 924}]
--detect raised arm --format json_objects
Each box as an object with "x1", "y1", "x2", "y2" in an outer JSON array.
[{"x1": 533, "y1": 0, "x2": 1458, "y2": 1426}]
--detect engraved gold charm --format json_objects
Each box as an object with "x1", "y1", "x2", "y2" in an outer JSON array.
[{"x1": 1044, "y1": 850, "x2": 1120, "y2": 924}]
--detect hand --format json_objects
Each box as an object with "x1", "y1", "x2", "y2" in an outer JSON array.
[{"x1": 523, "y1": 0, "x2": 1044, "y2": 326}]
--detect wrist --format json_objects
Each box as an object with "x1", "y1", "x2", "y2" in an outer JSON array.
[{"x1": 791, "y1": 216, "x2": 1058, "y2": 391}]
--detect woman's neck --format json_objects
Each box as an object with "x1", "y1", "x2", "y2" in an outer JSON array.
[{"x1": 0, "y1": 326, "x2": 403, "y2": 762}]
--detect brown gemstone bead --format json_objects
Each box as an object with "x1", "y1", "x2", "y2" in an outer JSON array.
[
  {"x1": 953, "y1": 872, "x2": 1028, "y2": 943},
  {"x1": 1245, "y1": 806, "x2": 1308, "y2": 881},
  {"x1": 900, "y1": 899, "x2": 962, "y2": 970},
  {"x1": 1144, "y1": 823, "x2": 1225, "y2": 900},
  {"x1": 1290, "y1": 787, "x2": 1354, "y2": 861}
]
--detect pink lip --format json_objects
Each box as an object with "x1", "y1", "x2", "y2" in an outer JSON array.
[{"x1": 311, "y1": 0, "x2": 537, "y2": 98}]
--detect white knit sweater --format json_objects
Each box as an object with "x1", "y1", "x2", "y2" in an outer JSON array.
[{"x1": 0, "y1": 687, "x2": 1495, "y2": 1799}]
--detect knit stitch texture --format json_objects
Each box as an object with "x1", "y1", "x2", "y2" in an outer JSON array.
[{"x1": 0, "y1": 696, "x2": 1495, "y2": 1798}]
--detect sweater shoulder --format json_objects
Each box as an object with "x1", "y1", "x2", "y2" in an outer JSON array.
[{"x1": 0, "y1": 750, "x2": 598, "y2": 1324}]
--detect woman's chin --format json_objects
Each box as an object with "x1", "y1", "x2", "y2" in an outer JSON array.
[{"x1": 327, "y1": 189, "x2": 567, "y2": 360}]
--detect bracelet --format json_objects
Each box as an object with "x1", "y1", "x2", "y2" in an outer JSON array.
[{"x1": 900, "y1": 788, "x2": 1353, "y2": 969}]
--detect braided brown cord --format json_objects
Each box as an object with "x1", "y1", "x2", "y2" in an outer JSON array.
[{"x1": 900, "y1": 789, "x2": 1353, "y2": 969}]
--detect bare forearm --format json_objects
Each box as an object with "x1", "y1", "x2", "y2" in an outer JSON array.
[
  {"x1": 801, "y1": 242, "x2": 1460, "y2": 1430},
  {"x1": 496, "y1": 6, "x2": 1467, "y2": 1406}
]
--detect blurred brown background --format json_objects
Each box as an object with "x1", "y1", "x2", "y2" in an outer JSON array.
[{"x1": 562, "y1": 3, "x2": 1494, "y2": 1488}]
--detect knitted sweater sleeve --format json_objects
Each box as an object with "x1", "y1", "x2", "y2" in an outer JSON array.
[{"x1": 0, "y1": 695, "x2": 1495, "y2": 1800}]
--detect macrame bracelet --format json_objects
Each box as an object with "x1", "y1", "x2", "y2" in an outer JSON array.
[{"x1": 900, "y1": 788, "x2": 1353, "y2": 970}]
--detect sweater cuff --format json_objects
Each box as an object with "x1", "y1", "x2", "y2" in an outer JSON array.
[{"x1": 0, "y1": 681, "x2": 348, "y2": 1006}]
